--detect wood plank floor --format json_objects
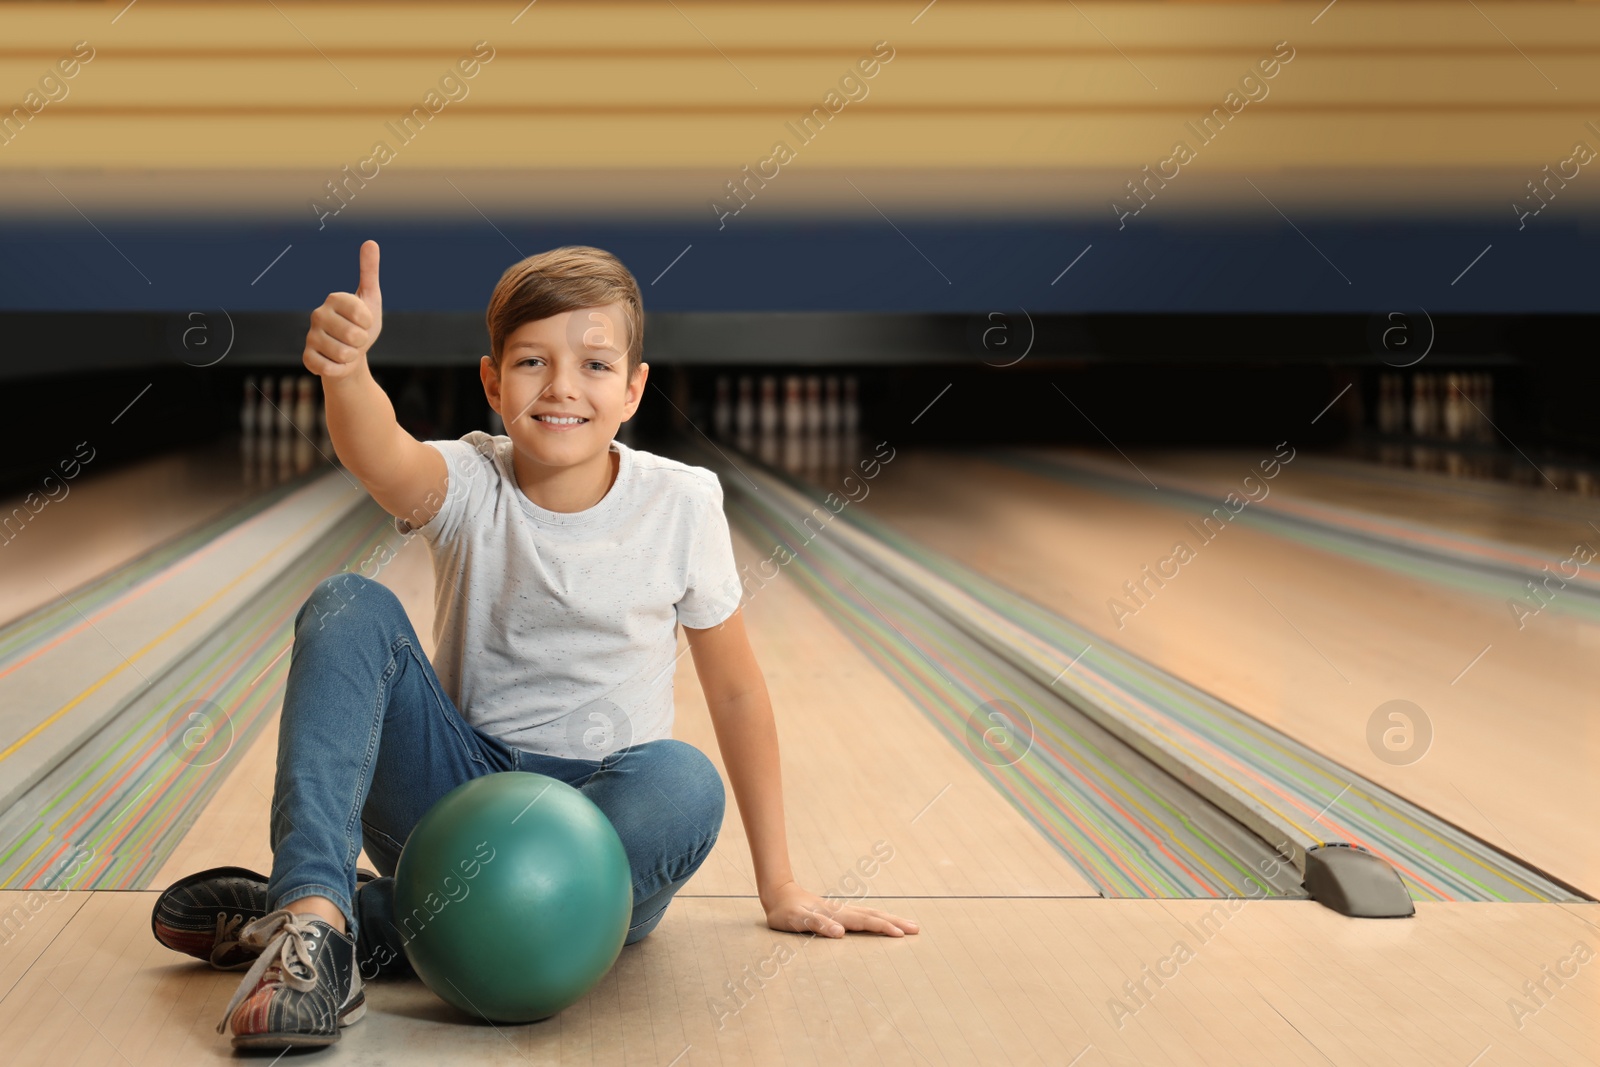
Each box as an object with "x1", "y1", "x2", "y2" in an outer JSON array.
[
  {"x1": 0, "y1": 445, "x2": 269, "y2": 629},
  {"x1": 851, "y1": 453, "x2": 1600, "y2": 896},
  {"x1": 3, "y1": 890, "x2": 1594, "y2": 1065},
  {"x1": 4, "y1": 452, "x2": 1597, "y2": 1064},
  {"x1": 1109, "y1": 450, "x2": 1600, "y2": 556},
  {"x1": 156, "y1": 524, "x2": 1098, "y2": 899}
]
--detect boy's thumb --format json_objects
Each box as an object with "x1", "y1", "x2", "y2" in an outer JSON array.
[{"x1": 357, "y1": 240, "x2": 381, "y2": 302}]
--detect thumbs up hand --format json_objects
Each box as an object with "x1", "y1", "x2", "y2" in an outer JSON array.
[{"x1": 304, "y1": 240, "x2": 384, "y2": 380}]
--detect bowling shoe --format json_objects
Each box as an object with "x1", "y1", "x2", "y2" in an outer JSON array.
[
  {"x1": 216, "y1": 909, "x2": 366, "y2": 1049},
  {"x1": 152, "y1": 864, "x2": 377, "y2": 970}
]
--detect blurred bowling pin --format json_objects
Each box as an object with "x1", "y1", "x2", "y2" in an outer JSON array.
[
  {"x1": 735, "y1": 376, "x2": 754, "y2": 455},
  {"x1": 275, "y1": 374, "x2": 296, "y2": 473},
  {"x1": 823, "y1": 376, "x2": 841, "y2": 433},
  {"x1": 804, "y1": 376, "x2": 823, "y2": 434},
  {"x1": 316, "y1": 380, "x2": 333, "y2": 459},
  {"x1": 256, "y1": 377, "x2": 276, "y2": 482},
  {"x1": 276, "y1": 375, "x2": 295, "y2": 432},
  {"x1": 1465, "y1": 373, "x2": 1485, "y2": 441},
  {"x1": 799, "y1": 377, "x2": 819, "y2": 477},
  {"x1": 822, "y1": 376, "x2": 842, "y2": 477},
  {"x1": 758, "y1": 376, "x2": 779, "y2": 466},
  {"x1": 758, "y1": 376, "x2": 779, "y2": 435},
  {"x1": 735, "y1": 376, "x2": 754, "y2": 436},
  {"x1": 713, "y1": 375, "x2": 732, "y2": 440},
  {"x1": 782, "y1": 376, "x2": 804, "y2": 436},
  {"x1": 843, "y1": 374, "x2": 861, "y2": 459},
  {"x1": 781, "y1": 376, "x2": 803, "y2": 472},
  {"x1": 240, "y1": 375, "x2": 258, "y2": 477},
  {"x1": 294, "y1": 378, "x2": 316, "y2": 471},
  {"x1": 1443, "y1": 373, "x2": 1462, "y2": 440}
]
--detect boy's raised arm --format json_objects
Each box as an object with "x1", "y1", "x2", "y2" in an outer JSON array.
[{"x1": 303, "y1": 240, "x2": 448, "y2": 529}]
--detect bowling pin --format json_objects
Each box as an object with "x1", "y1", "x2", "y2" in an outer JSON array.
[
  {"x1": 800, "y1": 377, "x2": 822, "y2": 478},
  {"x1": 275, "y1": 374, "x2": 296, "y2": 473},
  {"x1": 759, "y1": 376, "x2": 779, "y2": 435},
  {"x1": 240, "y1": 375, "x2": 258, "y2": 477},
  {"x1": 783, "y1": 376, "x2": 804, "y2": 437},
  {"x1": 736, "y1": 375, "x2": 755, "y2": 447},
  {"x1": 713, "y1": 375, "x2": 732, "y2": 440},
  {"x1": 295, "y1": 376, "x2": 314, "y2": 433},
  {"x1": 735, "y1": 376, "x2": 754, "y2": 455},
  {"x1": 735, "y1": 376, "x2": 754, "y2": 437},
  {"x1": 294, "y1": 378, "x2": 316, "y2": 471},
  {"x1": 1467, "y1": 373, "x2": 1486, "y2": 441},
  {"x1": 822, "y1": 376, "x2": 842, "y2": 477},
  {"x1": 318, "y1": 390, "x2": 334, "y2": 460},
  {"x1": 256, "y1": 377, "x2": 276, "y2": 482},
  {"x1": 276, "y1": 374, "x2": 295, "y2": 432},
  {"x1": 758, "y1": 376, "x2": 779, "y2": 466},
  {"x1": 823, "y1": 376, "x2": 841, "y2": 434},
  {"x1": 804, "y1": 376, "x2": 823, "y2": 434},
  {"x1": 781, "y1": 376, "x2": 803, "y2": 472},
  {"x1": 1443, "y1": 373, "x2": 1461, "y2": 440}
]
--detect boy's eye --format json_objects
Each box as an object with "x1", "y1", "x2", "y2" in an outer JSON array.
[{"x1": 515, "y1": 357, "x2": 609, "y2": 371}]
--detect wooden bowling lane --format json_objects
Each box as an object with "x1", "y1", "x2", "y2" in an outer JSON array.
[
  {"x1": 0, "y1": 443, "x2": 264, "y2": 629},
  {"x1": 3, "y1": 896, "x2": 1595, "y2": 1064},
  {"x1": 2, "y1": 469, "x2": 1596, "y2": 1065},
  {"x1": 1082, "y1": 448, "x2": 1600, "y2": 558},
  {"x1": 848, "y1": 451, "x2": 1600, "y2": 897},
  {"x1": 0, "y1": 368, "x2": 339, "y2": 633},
  {"x1": 159, "y1": 517, "x2": 1099, "y2": 899}
]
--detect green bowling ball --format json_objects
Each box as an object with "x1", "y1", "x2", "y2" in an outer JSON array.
[{"x1": 393, "y1": 772, "x2": 633, "y2": 1023}]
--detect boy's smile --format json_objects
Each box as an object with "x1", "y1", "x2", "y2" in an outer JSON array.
[{"x1": 480, "y1": 302, "x2": 648, "y2": 512}]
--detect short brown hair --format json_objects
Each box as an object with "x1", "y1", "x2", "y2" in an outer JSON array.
[{"x1": 485, "y1": 245, "x2": 643, "y2": 377}]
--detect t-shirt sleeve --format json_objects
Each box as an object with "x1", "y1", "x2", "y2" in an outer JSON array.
[
  {"x1": 675, "y1": 473, "x2": 745, "y2": 629},
  {"x1": 394, "y1": 432, "x2": 500, "y2": 544}
]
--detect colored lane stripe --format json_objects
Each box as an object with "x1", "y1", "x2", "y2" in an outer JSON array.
[
  {"x1": 1001, "y1": 450, "x2": 1600, "y2": 622},
  {"x1": 0, "y1": 493, "x2": 399, "y2": 892},
  {"x1": 0, "y1": 481, "x2": 360, "y2": 767},
  {"x1": 727, "y1": 490, "x2": 1298, "y2": 900},
  {"x1": 839, "y1": 498, "x2": 1582, "y2": 903}
]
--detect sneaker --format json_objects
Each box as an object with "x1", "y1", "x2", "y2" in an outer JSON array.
[
  {"x1": 216, "y1": 910, "x2": 365, "y2": 1050},
  {"x1": 152, "y1": 865, "x2": 378, "y2": 970}
]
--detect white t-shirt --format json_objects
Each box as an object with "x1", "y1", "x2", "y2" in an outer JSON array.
[{"x1": 395, "y1": 432, "x2": 743, "y2": 760}]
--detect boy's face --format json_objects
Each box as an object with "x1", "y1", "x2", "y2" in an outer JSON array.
[{"x1": 481, "y1": 303, "x2": 647, "y2": 469}]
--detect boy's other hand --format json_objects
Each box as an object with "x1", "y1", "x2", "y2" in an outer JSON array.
[
  {"x1": 303, "y1": 239, "x2": 384, "y2": 381},
  {"x1": 762, "y1": 880, "x2": 920, "y2": 939}
]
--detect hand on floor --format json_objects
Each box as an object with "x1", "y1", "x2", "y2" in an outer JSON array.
[{"x1": 762, "y1": 880, "x2": 920, "y2": 938}]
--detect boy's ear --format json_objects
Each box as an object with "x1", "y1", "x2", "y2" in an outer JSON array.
[
  {"x1": 479, "y1": 354, "x2": 502, "y2": 410},
  {"x1": 623, "y1": 361, "x2": 649, "y2": 419}
]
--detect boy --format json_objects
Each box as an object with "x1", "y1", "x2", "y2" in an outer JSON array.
[{"x1": 151, "y1": 240, "x2": 918, "y2": 1050}]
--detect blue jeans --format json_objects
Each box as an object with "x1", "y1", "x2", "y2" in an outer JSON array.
[{"x1": 266, "y1": 573, "x2": 726, "y2": 976}]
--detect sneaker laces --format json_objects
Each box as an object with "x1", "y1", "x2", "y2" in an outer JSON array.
[
  {"x1": 209, "y1": 912, "x2": 247, "y2": 968},
  {"x1": 214, "y1": 909, "x2": 321, "y2": 1034}
]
